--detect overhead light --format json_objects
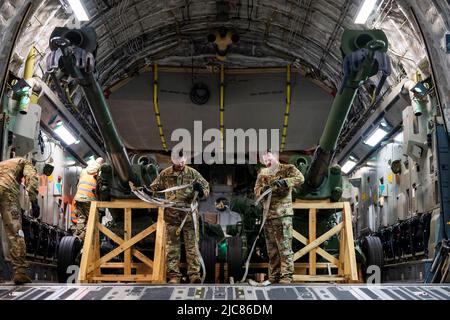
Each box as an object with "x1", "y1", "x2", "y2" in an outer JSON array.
[
  {"x1": 67, "y1": 0, "x2": 89, "y2": 21},
  {"x1": 54, "y1": 123, "x2": 77, "y2": 145},
  {"x1": 84, "y1": 155, "x2": 95, "y2": 163},
  {"x1": 354, "y1": 0, "x2": 377, "y2": 24},
  {"x1": 411, "y1": 82, "x2": 428, "y2": 98},
  {"x1": 364, "y1": 127, "x2": 389, "y2": 147},
  {"x1": 342, "y1": 159, "x2": 357, "y2": 174},
  {"x1": 64, "y1": 160, "x2": 76, "y2": 167},
  {"x1": 393, "y1": 132, "x2": 403, "y2": 143}
]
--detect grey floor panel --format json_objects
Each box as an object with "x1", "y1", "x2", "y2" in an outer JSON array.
[
  {"x1": 0, "y1": 284, "x2": 448, "y2": 300},
  {"x1": 430, "y1": 289, "x2": 450, "y2": 300},
  {"x1": 296, "y1": 287, "x2": 315, "y2": 300},
  {"x1": 328, "y1": 287, "x2": 358, "y2": 300}
]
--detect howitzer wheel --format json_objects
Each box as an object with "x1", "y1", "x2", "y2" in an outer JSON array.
[
  {"x1": 57, "y1": 236, "x2": 82, "y2": 283},
  {"x1": 227, "y1": 235, "x2": 244, "y2": 281},
  {"x1": 200, "y1": 235, "x2": 217, "y2": 283},
  {"x1": 361, "y1": 235, "x2": 384, "y2": 274}
]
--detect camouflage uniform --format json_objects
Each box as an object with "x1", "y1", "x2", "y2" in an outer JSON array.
[
  {"x1": 150, "y1": 165, "x2": 209, "y2": 282},
  {"x1": 0, "y1": 158, "x2": 38, "y2": 276},
  {"x1": 254, "y1": 163, "x2": 304, "y2": 282},
  {"x1": 71, "y1": 162, "x2": 100, "y2": 240},
  {"x1": 71, "y1": 201, "x2": 91, "y2": 240}
]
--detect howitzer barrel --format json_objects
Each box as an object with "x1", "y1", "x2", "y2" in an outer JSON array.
[
  {"x1": 319, "y1": 86, "x2": 358, "y2": 152},
  {"x1": 48, "y1": 27, "x2": 136, "y2": 185},
  {"x1": 82, "y1": 73, "x2": 135, "y2": 184},
  {"x1": 306, "y1": 30, "x2": 390, "y2": 189}
]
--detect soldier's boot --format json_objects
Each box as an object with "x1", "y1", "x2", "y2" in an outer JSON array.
[
  {"x1": 13, "y1": 271, "x2": 32, "y2": 285},
  {"x1": 168, "y1": 277, "x2": 181, "y2": 284},
  {"x1": 189, "y1": 275, "x2": 202, "y2": 284}
]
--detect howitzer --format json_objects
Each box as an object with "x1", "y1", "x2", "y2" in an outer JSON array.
[
  {"x1": 47, "y1": 28, "x2": 160, "y2": 282},
  {"x1": 290, "y1": 30, "x2": 391, "y2": 201},
  {"x1": 46, "y1": 27, "x2": 157, "y2": 199}
]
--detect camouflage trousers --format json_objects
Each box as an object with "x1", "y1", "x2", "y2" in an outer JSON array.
[
  {"x1": 264, "y1": 216, "x2": 294, "y2": 282},
  {"x1": 70, "y1": 201, "x2": 91, "y2": 241},
  {"x1": 165, "y1": 213, "x2": 201, "y2": 281},
  {"x1": 0, "y1": 188, "x2": 28, "y2": 273}
]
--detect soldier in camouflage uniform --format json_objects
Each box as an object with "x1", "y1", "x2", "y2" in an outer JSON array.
[
  {"x1": 0, "y1": 157, "x2": 52, "y2": 284},
  {"x1": 254, "y1": 150, "x2": 304, "y2": 284},
  {"x1": 71, "y1": 157, "x2": 104, "y2": 240},
  {"x1": 150, "y1": 154, "x2": 209, "y2": 284}
]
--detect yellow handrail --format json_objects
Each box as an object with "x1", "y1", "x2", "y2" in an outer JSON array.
[
  {"x1": 281, "y1": 64, "x2": 291, "y2": 152},
  {"x1": 152, "y1": 64, "x2": 168, "y2": 152}
]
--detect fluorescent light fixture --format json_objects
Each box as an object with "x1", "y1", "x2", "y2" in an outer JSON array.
[
  {"x1": 393, "y1": 132, "x2": 403, "y2": 143},
  {"x1": 342, "y1": 160, "x2": 357, "y2": 174},
  {"x1": 65, "y1": 160, "x2": 76, "y2": 167},
  {"x1": 411, "y1": 82, "x2": 428, "y2": 98},
  {"x1": 67, "y1": 0, "x2": 89, "y2": 21},
  {"x1": 364, "y1": 127, "x2": 389, "y2": 147},
  {"x1": 354, "y1": 0, "x2": 377, "y2": 24},
  {"x1": 84, "y1": 155, "x2": 95, "y2": 163},
  {"x1": 54, "y1": 124, "x2": 77, "y2": 145}
]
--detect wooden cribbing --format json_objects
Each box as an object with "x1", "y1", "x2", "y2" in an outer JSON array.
[
  {"x1": 290, "y1": 200, "x2": 359, "y2": 283},
  {"x1": 78, "y1": 199, "x2": 166, "y2": 283}
]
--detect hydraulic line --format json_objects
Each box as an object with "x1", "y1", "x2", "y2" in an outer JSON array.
[{"x1": 18, "y1": 46, "x2": 37, "y2": 114}]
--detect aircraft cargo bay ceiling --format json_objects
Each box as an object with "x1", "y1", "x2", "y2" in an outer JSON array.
[{"x1": 2, "y1": 0, "x2": 449, "y2": 155}]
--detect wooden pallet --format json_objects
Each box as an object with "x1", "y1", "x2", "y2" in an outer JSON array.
[
  {"x1": 290, "y1": 200, "x2": 359, "y2": 283},
  {"x1": 78, "y1": 199, "x2": 166, "y2": 283}
]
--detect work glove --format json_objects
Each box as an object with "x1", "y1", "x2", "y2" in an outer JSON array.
[
  {"x1": 193, "y1": 181, "x2": 204, "y2": 198},
  {"x1": 272, "y1": 179, "x2": 288, "y2": 189}
]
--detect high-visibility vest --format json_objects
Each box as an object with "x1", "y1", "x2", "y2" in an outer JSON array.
[
  {"x1": 74, "y1": 170, "x2": 97, "y2": 200},
  {"x1": 70, "y1": 198, "x2": 77, "y2": 224}
]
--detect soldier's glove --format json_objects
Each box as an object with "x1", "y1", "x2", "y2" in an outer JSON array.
[
  {"x1": 193, "y1": 181, "x2": 204, "y2": 198},
  {"x1": 273, "y1": 179, "x2": 288, "y2": 189}
]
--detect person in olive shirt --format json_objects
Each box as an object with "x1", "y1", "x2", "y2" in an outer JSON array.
[{"x1": 254, "y1": 150, "x2": 304, "y2": 284}]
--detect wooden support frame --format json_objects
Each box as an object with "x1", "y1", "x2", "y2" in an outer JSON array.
[
  {"x1": 78, "y1": 199, "x2": 166, "y2": 283},
  {"x1": 291, "y1": 200, "x2": 358, "y2": 283}
]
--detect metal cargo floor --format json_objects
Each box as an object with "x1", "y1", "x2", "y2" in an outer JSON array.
[{"x1": 0, "y1": 283, "x2": 449, "y2": 300}]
